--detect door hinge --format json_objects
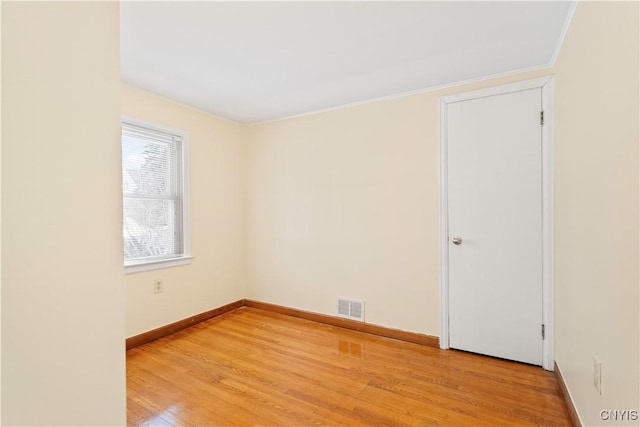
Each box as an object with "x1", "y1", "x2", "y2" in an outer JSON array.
[
  {"x1": 541, "y1": 324, "x2": 545, "y2": 340},
  {"x1": 540, "y1": 111, "x2": 544, "y2": 126}
]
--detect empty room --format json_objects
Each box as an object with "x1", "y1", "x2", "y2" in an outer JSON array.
[{"x1": 1, "y1": 1, "x2": 639, "y2": 426}]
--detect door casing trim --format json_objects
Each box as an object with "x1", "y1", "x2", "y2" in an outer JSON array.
[{"x1": 438, "y1": 76, "x2": 555, "y2": 370}]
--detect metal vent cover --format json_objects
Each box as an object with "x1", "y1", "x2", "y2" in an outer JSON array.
[{"x1": 337, "y1": 297, "x2": 365, "y2": 322}]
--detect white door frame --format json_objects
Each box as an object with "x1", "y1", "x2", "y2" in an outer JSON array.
[{"x1": 438, "y1": 76, "x2": 555, "y2": 370}]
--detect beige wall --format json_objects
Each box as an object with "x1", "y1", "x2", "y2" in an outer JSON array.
[
  {"x1": 1, "y1": 2, "x2": 126, "y2": 425},
  {"x1": 244, "y1": 69, "x2": 551, "y2": 336},
  {"x1": 122, "y1": 85, "x2": 246, "y2": 338},
  {"x1": 554, "y1": 2, "x2": 639, "y2": 425},
  {"x1": 0, "y1": 2, "x2": 3, "y2": 421}
]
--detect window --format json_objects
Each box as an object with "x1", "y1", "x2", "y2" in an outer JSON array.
[{"x1": 121, "y1": 118, "x2": 191, "y2": 273}]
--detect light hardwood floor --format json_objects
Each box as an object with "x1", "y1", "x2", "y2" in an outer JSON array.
[{"x1": 127, "y1": 307, "x2": 571, "y2": 426}]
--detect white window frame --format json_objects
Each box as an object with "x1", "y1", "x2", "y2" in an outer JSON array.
[{"x1": 122, "y1": 116, "x2": 192, "y2": 274}]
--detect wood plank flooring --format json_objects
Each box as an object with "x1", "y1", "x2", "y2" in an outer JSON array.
[{"x1": 127, "y1": 307, "x2": 571, "y2": 426}]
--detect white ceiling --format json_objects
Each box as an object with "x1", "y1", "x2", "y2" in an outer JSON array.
[{"x1": 120, "y1": 1, "x2": 574, "y2": 124}]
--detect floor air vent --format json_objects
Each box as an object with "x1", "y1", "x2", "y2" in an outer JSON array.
[{"x1": 337, "y1": 297, "x2": 365, "y2": 322}]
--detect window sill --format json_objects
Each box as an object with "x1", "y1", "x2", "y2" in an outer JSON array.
[{"x1": 125, "y1": 256, "x2": 193, "y2": 275}]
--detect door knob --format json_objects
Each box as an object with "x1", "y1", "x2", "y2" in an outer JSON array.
[{"x1": 451, "y1": 236, "x2": 462, "y2": 245}]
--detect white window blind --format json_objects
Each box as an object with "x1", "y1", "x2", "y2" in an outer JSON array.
[{"x1": 122, "y1": 122, "x2": 184, "y2": 263}]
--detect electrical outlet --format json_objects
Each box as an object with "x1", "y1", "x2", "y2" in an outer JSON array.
[
  {"x1": 153, "y1": 279, "x2": 163, "y2": 294},
  {"x1": 593, "y1": 356, "x2": 602, "y2": 395}
]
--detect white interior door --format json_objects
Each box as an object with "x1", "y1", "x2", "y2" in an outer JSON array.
[{"x1": 447, "y1": 88, "x2": 543, "y2": 366}]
